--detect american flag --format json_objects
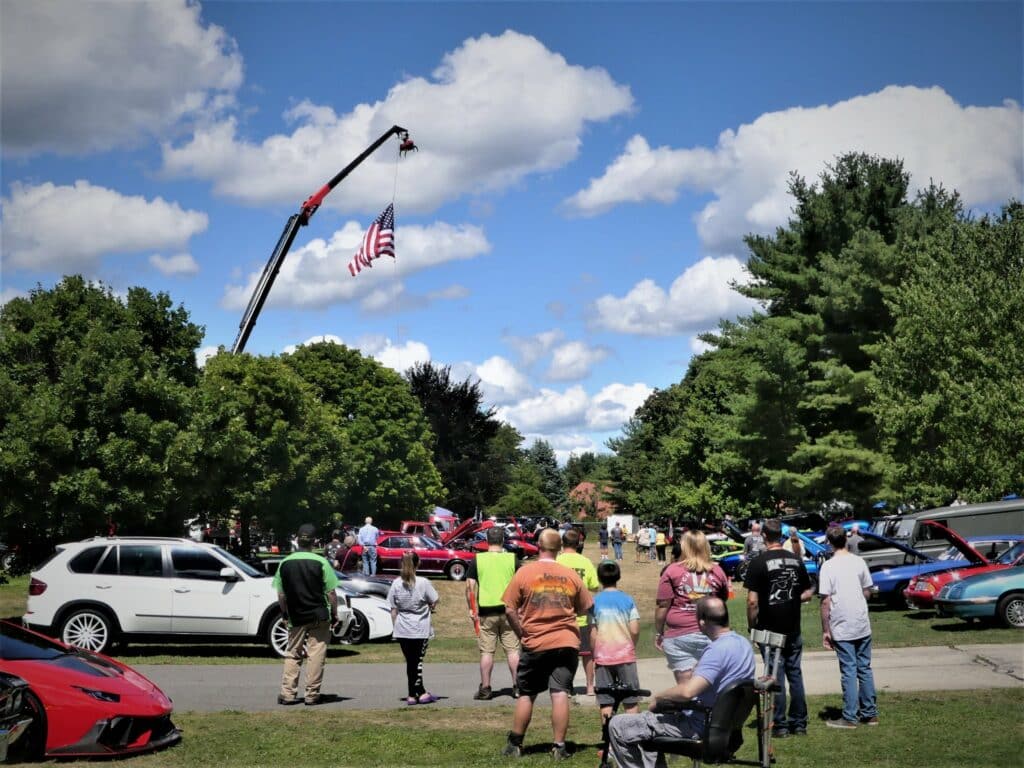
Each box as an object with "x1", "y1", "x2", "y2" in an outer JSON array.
[{"x1": 347, "y1": 203, "x2": 395, "y2": 277}]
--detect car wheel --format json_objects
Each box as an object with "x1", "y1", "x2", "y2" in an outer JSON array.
[
  {"x1": 343, "y1": 610, "x2": 369, "y2": 645},
  {"x1": 1, "y1": 552, "x2": 16, "y2": 571},
  {"x1": 446, "y1": 560, "x2": 468, "y2": 581},
  {"x1": 60, "y1": 608, "x2": 114, "y2": 653},
  {"x1": 268, "y1": 614, "x2": 290, "y2": 657},
  {"x1": 734, "y1": 561, "x2": 749, "y2": 583},
  {"x1": 997, "y1": 593, "x2": 1024, "y2": 629},
  {"x1": 5, "y1": 689, "x2": 46, "y2": 763}
]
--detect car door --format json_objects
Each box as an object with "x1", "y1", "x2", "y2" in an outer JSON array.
[
  {"x1": 102, "y1": 544, "x2": 173, "y2": 633},
  {"x1": 377, "y1": 536, "x2": 410, "y2": 572},
  {"x1": 169, "y1": 545, "x2": 248, "y2": 635},
  {"x1": 410, "y1": 536, "x2": 444, "y2": 573}
]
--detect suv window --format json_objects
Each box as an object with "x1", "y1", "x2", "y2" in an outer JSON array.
[
  {"x1": 171, "y1": 547, "x2": 225, "y2": 579},
  {"x1": 68, "y1": 546, "x2": 108, "y2": 574},
  {"x1": 96, "y1": 547, "x2": 118, "y2": 574},
  {"x1": 118, "y1": 545, "x2": 164, "y2": 577}
]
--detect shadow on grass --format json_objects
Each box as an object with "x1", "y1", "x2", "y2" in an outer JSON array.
[
  {"x1": 816, "y1": 705, "x2": 844, "y2": 721},
  {"x1": 928, "y1": 619, "x2": 996, "y2": 633}
]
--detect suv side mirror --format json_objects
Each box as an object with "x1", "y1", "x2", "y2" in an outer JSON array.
[{"x1": 220, "y1": 567, "x2": 239, "y2": 581}]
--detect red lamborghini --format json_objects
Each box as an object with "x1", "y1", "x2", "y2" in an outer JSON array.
[{"x1": 0, "y1": 621, "x2": 181, "y2": 759}]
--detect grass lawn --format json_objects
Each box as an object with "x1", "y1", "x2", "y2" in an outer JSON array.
[
  {"x1": 121, "y1": 689, "x2": 1023, "y2": 768},
  {"x1": 5, "y1": 552, "x2": 1022, "y2": 665}
]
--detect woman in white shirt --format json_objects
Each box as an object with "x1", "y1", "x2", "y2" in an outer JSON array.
[{"x1": 388, "y1": 551, "x2": 440, "y2": 704}]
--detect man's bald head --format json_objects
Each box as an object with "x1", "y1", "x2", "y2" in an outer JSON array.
[
  {"x1": 696, "y1": 596, "x2": 729, "y2": 633},
  {"x1": 538, "y1": 528, "x2": 563, "y2": 555}
]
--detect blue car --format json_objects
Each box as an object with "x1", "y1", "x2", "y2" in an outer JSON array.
[
  {"x1": 865, "y1": 525, "x2": 1023, "y2": 605},
  {"x1": 720, "y1": 522, "x2": 827, "y2": 586},
  {"x1": 935, "y1": 565, "x2": 1024, "y2": 628}
]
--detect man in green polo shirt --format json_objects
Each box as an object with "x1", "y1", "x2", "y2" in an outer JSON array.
[
  {"x1": 466, "y1": 526, "x2": 520, "y2": 700},
  {"x1": 557, "y1": 528, "x2": 600, "y2": 699},
  {"x1": 273, "y1": 523, "x2": 339, "y2": 705}
]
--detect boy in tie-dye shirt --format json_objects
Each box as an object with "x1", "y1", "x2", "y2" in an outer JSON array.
[{"x1": 592, "y1": 561, "x2": 642, "y2": 723}]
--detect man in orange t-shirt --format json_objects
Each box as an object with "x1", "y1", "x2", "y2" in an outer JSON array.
[{"x1": 501, "y1": 528, "x2": 593, "y2": 760}]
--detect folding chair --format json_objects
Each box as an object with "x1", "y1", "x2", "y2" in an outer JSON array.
[{"x1": 750, "y1": 628, "x2": 786, "y2": 768}]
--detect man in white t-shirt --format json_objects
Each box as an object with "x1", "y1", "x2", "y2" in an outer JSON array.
[{"x1": 818, "y1": 526, "x2": 878, "y2": 729}]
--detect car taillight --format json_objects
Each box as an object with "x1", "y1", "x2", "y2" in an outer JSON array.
[{"x1": 28, "y1": 578, "x2": 47, "y2": 596}]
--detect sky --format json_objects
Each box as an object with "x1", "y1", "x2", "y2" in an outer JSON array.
[{"x1": 1, "y1": 1, "x2": 1022, "y2": 463}]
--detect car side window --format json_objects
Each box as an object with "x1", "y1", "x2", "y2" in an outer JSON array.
[
  {"x1": 68, "y1": 546, "x2": 108, "y2": 574},
  {"x1": 382, "y1": 536, "x2": 411, "y2": 548},
  {"x1": 171, "y1": 547, "x2": 226, "y2": 579},
  {"x1": 119, "y1": 545, "x2": 164, "y2": 577},
  {"x1": 96, "y1": 547, "x2": 118, "y2": 575}
]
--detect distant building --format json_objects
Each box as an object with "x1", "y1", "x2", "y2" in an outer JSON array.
[{"x1": 568, "y1": 481, "x2": 617, "y2": 520}]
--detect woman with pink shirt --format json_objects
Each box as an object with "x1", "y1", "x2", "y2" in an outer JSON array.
[{"x1": 654, "y1": 530, "x2": 730, "y2": 682}]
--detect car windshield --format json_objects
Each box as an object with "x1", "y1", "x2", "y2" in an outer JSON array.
[
  {"x1": 0, "y1": 623, "x2": 66, "y2": 661},
  {"x1": 936, "y1": 545, "x2": 965, "y2": 561},
  {"x1": 213, "y1": 546, "x2": 266, "y2": 578},
  {"x1": 997, "y1": 541, "x2": 1024, "y2": 564}
]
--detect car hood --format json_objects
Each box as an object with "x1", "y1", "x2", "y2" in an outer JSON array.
[
  {"x1": 442, "y1": 518, "x2": 492, "y2": 543},
  {"x1": 5, "y1": 650, "x2": 169, "y2": 704},
  {"x1": 864, "y1": 520, "x2": 986, "y2": 565}
]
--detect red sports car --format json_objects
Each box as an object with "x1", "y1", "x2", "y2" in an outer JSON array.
[
  {"x1": 0, "y1": 621, "x2": 181, "y2": 759},
  {"x1": 341, "y1": 532, "x2": 477, "y2": 580},
  {"x1": 904, "y1": 540, "x2": 1024, "y2": 609}
]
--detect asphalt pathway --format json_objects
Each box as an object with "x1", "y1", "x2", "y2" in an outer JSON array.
[{"x1": 138, "y1": 642, "x2": 1024, "y2": 712}]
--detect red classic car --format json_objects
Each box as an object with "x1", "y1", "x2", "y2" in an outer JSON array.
[
  {"x1": 904, "y1": 539, "x2": 1024, "y2": 609},
  {"x1": 341, "y1": 532, "x2": 476, "y2": 580},
  {"x1": 0, "y1": 621, "x2": 181, "y2": 760}
]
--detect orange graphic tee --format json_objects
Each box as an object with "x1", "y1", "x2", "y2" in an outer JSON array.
[{"x1": 503, "y1": 560, "x2": 593, "y2": 652}]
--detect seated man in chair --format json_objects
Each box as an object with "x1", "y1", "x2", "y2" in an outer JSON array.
[{"x1": 608, "y1": 597, "x2": 755, "y2": 768}]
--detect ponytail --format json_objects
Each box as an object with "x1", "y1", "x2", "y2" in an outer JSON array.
[{"x1": 400, "y1": 551, "x2": 419, "y2": 588}]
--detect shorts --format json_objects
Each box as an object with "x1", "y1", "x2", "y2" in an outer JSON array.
[
  {"x1": 516, "y1": 647, "x2": 579, "y2": 697},
  {"x1": 477, "y1": 613, "x2": 521, "y2": 656},
  {"x1": 595, "y1": 662, "x2": 641, "y2": 708},
  {"x1": 662, "y1": 632, "x2": 710, "y2": 673}
]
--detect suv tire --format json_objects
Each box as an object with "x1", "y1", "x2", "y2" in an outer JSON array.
[
  {"x1": 268, "y1": 613, "x2": 290, "y2": 657},
  {"x1": 60, "y1": 607, "x2": 115, "y2": 654}
]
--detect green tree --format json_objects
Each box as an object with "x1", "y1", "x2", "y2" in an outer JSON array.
[
  {"x1": 283, "y1": 342, "x2": 443, "y2": 526},
  {"x1": 169, "y1": 352, "x2": 350, "y2": 552},
  {"x1": 523, "y1": 439, "x2": 564, "y2": 512},
  {"x1": 405, "y1": 362, "x2": 501, "y2": 517},
  {"x1": 0, "y1": 277, "x2": 202, "y2": 560},
  {"x1": 872, "y1": 201, "x2": 1024, "y2": 505}
]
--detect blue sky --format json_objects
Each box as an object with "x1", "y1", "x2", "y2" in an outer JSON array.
[{"x1": 2, "y1": 1, "x2": 1022, "y2": 462}]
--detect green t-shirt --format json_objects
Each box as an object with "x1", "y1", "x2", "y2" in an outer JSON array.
[
  {"x1": 557, "y1": 551, "x2": 599, "y2": 627},
  {"x1": 273, "y1": 550, "x2": 339, "y2": 625}
]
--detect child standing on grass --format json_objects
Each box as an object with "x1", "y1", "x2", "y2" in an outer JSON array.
[{"x1": 592, "y1": 561, "x2": 642, "y2": 728}]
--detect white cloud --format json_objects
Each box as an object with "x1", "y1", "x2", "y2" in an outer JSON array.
[
  {"x1": 195, "y1": 345, "x2": 221, "y2": 367},
  {"x1": 566, "y1": 86, "x2": 1023, "y2": 255},
  {"x1": 1, "y1": 286, "x2": 27, "y2": 306},
  {"x1": 150, "y1": 252, "x2": 200, "y2": 276},
  {"x1": 690, "y1": 335, "x2": 715, "y2": 355},
  {"x1": 524, "y1": 433, "x2": 607, "y2": 465},
  {"x1": 162, "y1": 30, "x2": 633, "y2": 213},
  {"x1": 504, "y1": 329, "x2": 565, "y2": 367},
  {"x1": 591, "y1": 255, "x2": 758, "y2": 336},
  {"x1": 1, "y1": 0, "x2": 241, "y2": 155},
  {"x1": 281, "y1": 333, "x2": 430, "y2": 374},
  {"x1": 546, "y1": 341, "x2": 610, "y2": 381},
  {"x1": 456, "y1": 355, "x2": 534, "y2": 406},
  {"x1": 587, "y1": 382, "x2": 653, "y2": 431},
  {"x1": 222, "y1": 220, "x2": 489, "y2": 311},
  {"x1": 1, "y1": 181, "x2": 208, "y2": 272}
]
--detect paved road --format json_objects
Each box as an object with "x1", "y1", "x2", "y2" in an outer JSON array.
[{"x1": 138, "y1": 642, "x2": 1024, "y2": 712}]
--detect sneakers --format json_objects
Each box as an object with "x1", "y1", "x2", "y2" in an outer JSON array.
[
  {"x1": 474, "y1": 686, "x2": 493, "y2": 700},
  {"x1": 502, "y1": 733, "x2": 523, "y2": 758},
  {"x1": 771, "y1": 728, "x2": 789, "y2": 739},
  {"x1": 551, "y1": 743, "x2": 571, "y2": 760},
  {"x1": 861, "y1": 716, "x2": 880, "y2": 726},
  {"x1": 825, "y1": 718, "x2": 858, "y2": 729},
  {"x1": 512, "y1": 684, "x2": 520, "y2": 699},
  {"x1": 792, "y1": 728, "x2": 808, "y2": 736}
]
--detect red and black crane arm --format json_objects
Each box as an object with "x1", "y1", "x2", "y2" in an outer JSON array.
[{"x1": 231, "y1": 124, "x2": 413, "y2": 354}]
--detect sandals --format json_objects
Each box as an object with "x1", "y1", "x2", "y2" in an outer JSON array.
[
  {"x1": 417, "y1": 692, "x2": 438, "y2": 704},
  {"x1": 406, "y1": 697, "x2": 418, "y2": 705}
]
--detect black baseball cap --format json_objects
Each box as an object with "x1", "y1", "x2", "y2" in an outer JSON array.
[{"x1": 297, "y1": 523, "x2": 316, "y2": 539}]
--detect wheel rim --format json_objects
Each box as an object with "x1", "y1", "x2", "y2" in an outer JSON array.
[
  {"x1": 1006, "y1": 598, "x2": 1024, "y2": 628},
  {"x1": 63, "y1": 613, "x2": 108, "y2": 651},
  {"x1": 450, "y1": 562, "x2": 466, "y2": 580},
  {"x1": 271, "y1": 617, "x2": 290, "y2": 656},
  {"x1": 344, "y1": 610, "x2": 367, "y2": 644}
]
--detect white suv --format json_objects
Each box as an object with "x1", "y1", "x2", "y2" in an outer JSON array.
[{"x1": 24, "y1": 537, "x2": 353, "y2": 657}]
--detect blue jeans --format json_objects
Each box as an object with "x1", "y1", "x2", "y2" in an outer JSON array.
[
  {"x1": 362, "y1": 546, "x2": 378, "y2": 575},
  {"x1": 612, "y1": 541, "x2": 623, "y2": 560},
  {"x1": 833, "y1": 635, "x2": 877, "y2": 723},
  {"x1": 760, "y1": 633, "x2": 807, "y2": 733}
]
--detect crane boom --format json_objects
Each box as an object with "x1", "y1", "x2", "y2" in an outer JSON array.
[{"x1": 231, "y1": 124, "x2": 410, "y2": 354}]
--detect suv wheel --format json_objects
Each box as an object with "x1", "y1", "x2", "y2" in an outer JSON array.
[
  {"x1": 269, "y1": 614, "x2": 290, "y2": 657},
  {"x1": 60, "y1": 608, "x2": 114, "y2": 653}
]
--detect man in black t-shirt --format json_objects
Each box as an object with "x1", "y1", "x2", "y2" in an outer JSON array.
[{"x1": 744, "y1": 518, "x2": 814, "y2": 737}]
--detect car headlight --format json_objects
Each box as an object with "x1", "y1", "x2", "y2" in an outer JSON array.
[{"x1": 74, "y1": 686, "x2": 121, "y2": 703}]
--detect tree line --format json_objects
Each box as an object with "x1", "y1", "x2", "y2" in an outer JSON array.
[{"x1": 609, "y1": 153, "x2": 1023, "y2": 523}]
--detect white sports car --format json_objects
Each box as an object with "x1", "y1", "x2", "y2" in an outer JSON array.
[{"x1": 341, "y1": 589, "x2": 393, "y2": 644}]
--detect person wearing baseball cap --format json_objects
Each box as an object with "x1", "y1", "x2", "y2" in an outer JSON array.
[{"x1": 273, "y1": 523, "x2": 339, "y2": 705}]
